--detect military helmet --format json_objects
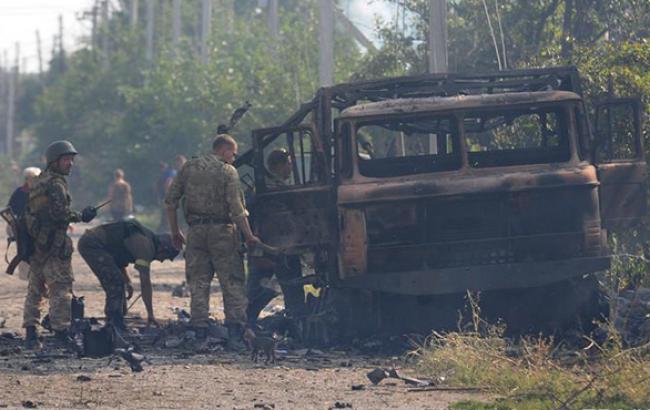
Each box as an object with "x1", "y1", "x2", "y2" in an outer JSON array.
[
  {"x1": 156, "y1": 233, "x2": 180, "y2": 261},
  {"x1": 46, "y1": 140, "x2": 78, "y2": 164}
]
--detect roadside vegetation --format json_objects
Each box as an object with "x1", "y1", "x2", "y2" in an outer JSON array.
[{"x1": 410, "y1": 290, "x2": 650, "y2": 409}]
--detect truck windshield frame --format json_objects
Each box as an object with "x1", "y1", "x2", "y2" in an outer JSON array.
[
  {"x1": 353, "y1": 114, "x2": 462, "y2": 178},
  {"x1": 463, "y1": 105, "x2": 572, "y2": 168},
  {"x1": 346, "y1": 104, "x2": 575, "y2": 179}
]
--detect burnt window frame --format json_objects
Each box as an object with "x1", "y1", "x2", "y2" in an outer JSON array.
[
  {"x1": 350, "y1": 113, "x2": 463, "y2": 178},
  {"x1": 253, "y1": 125, "x2": 326, "y2": 193},
  {"x1": 461, "y1": 104, "x2": 575, "y2": 169}
]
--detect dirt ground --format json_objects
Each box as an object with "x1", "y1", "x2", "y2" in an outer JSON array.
[{"x1": 0, "y1": 222, "x2": 479, "y2": 409}]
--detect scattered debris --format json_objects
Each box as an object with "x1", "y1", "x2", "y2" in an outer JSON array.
[
  {"x1": 164, "y1": 336, "x2": 183, "y2": 349},
  {"x1": 70, "y1": 319, "x2": 114, "y2": 358},
  {"x1": 330, "y1": 402, "x2": 352, "y2": 409},
  {"x1": 253, "y1": 404, "x2": 275, "y2": 409},
  {"x1": 171, "y1": 307, "x2": 191, "y2": 323},
  {"x1": 21, "y1": 400, "x2": 37, "y2": 408},
  {"x1": 406, "y1": 386, "x2": 487, "y2": 393},
  {"x1": 113, "y1": 348, "x2": 146, "y2": 372},
  {"x1": 0, "y1": 317, "x2": 6, "y2": 328},
  {"x1": 0, "y1": 347, "x2": 21, "y2": 356},
  {"x1": 614, "y1": 287, "x2": 650, "y2": 346},
  {"x1": 366, "y1": 368, "x2": 389, "y2": 385},
  {"x1": 171, "y1": 282, "x2": 190, "y2": 298},
  {"x1": 366, "y1": 367, "x2": 433, "y2": 388},
  {"x1": 76, "y1": 375, "x2": 92, "y2": 382},
  {"x1": 1, "y1": 331, "x2": 19, "y2": 339}
]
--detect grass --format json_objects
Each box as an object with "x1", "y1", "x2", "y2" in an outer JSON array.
[{"x1": 410, "y1": 295, "x2": 650, "y2": 409}]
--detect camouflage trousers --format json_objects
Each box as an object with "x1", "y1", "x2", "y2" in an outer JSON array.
[
  {"x1": 22, "y1": 249, "x2": 73, "y2": 331},
  {"x1": 185, "y1": 223, "x2": 247, "y2": 327},
  {"x1": 78, "y1": 233, "x2": 126, "y2": 322}
]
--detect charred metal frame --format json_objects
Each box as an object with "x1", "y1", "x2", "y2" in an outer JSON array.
[{"x1": 238, "y1": 66, "x2": 646, "y2": 296}]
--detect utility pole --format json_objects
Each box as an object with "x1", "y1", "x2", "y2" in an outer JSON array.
[
  {"x1": 36, "y1": 30, "x2": 43, "y2": 78},
  {"x1": 318, "y1": 0, "x2": 334, "y2": 86},
  {"x1": 6, "y1": 43, "x2": 18, "y2": 158},
  {"x1": 428, "y1": 0, "x2": 448, "y2": 74},
  {"x1": 200, "y1": 0, "x2": 212, "y2": 64},
  {"x1": 101, "y1": 0, "x2": 110, "y2": 69},
  {"x1": 428, "y1": 0, "x2": 448, "y2": 154},
  {"x1": 91, "y1": 1, "x2": 98, "y2": 52},
  {"x1": 131, "y1": 0, "x2": 139, "y2": 29},
  {"x1": 0, "y1": 50, "x2": 6, "y2": 156},
  {"x1": 268, "y1": 0, "x2": 278, "y2": 39},
  {"x1": 58, "y1": 14, "x2": 65, "y2": 72},
  {"x1": 145, "y1": 0, "x2": 155, "y2": 62},
  {"x1": 172, "y1": 0, "x2": 181, "y2": 49}
]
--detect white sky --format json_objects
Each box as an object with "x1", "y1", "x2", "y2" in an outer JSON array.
[
  {"x1": 0, "y1": 0, "x2": 393, "y2": 73},
  {"x1": 0, "y1": 1, "x2": 94, "y2": 72}
]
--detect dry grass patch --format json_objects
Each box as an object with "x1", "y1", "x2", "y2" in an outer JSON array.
[{"x1": 411, "y1": 326, "x2": 650, "y2": 409}]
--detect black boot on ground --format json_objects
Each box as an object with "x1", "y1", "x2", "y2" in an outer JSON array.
[
  {"x1": 24, "y1": 326, "x2": 42, "y2": 350},
  {"x1": 53, "y1": 329, "x2": 73, "y2": 349},
  {"x1": 225, "y1": 324, "x2": 246, "y2": 352}
]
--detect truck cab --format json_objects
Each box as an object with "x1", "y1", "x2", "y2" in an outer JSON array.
[{"x1": 238, "y1": 66, "x2": 646, "y2": 336}]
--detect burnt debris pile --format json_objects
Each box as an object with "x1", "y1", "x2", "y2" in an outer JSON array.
[{"x1": 613, "y1": 287, "x2": 650, "y2": 346}]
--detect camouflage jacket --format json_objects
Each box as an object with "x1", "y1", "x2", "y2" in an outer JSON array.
[
  {"x1": 25, "y1": 169, "x2": 81, "y2": 254},
  {"x1": 164, "y1": 153, "x2": 248, "y2": 225}
]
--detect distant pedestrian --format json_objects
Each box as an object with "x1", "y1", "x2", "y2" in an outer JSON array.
[
  {"x1": 107, "y1": 169, "x2": 133, "y2": 221},
  {"x1": 6, "y1": 167, "x2": 41, "y2": 280},
  {"x1": 156, "y1": 156, "x2": 186, "y2": 232},
  {"x1": 156, "y1": 162, "x2": 176, "y2": 232}
]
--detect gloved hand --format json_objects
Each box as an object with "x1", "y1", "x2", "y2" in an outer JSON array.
[{"x1": 81, "y1": 206, "x2": 97, "y2": 223}]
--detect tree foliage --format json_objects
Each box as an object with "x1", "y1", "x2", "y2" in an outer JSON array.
[
  {"x1": 7, "y1": 0, "x2": 650, "y2": 217},
  {"x1": 26, "y1": 1, "x2": 361, "y2": 206}
]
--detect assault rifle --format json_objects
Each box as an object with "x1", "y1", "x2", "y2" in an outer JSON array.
[{"x1": 1, "y1": 206, "x2": 33, "y2": 275}]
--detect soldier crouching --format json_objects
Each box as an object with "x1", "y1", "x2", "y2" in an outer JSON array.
[{"x1": 78, "y1": 219, "x2": 179, "y2": 330}]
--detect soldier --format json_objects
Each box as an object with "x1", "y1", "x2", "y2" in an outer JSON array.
[
  {"x1": 6, "y1": 167, "x2": 42, "y2": 280},
  {"x1": 165, "y1": 134, "x2": 260, "y2": 348},
  {"x1": 247, "y1": 149, "x2": 307, "y2": 326},
  {"x1": 23, "y1": 140, "x2": 97, "y2": 349},
  {"x1": 78, "y1": 219, "x2": 179, "y2": 330}
]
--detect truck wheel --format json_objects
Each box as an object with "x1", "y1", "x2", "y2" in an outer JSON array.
[{"x1": 478, "y1": 274, "x2": 608, "y2": 336}]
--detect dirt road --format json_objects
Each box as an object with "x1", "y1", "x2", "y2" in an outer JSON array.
[{"x1": 0, "y1": 223, "x2": 477, "y2": 409}]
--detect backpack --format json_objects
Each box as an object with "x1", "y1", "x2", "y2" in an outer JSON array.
[{"x1": 1, "y1": 207, "x2": 34, "y2": 275}]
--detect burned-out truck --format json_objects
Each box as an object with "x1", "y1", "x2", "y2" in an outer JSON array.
[{"x1": 236, "y1": 66, "x2": 647, "y2": 337}]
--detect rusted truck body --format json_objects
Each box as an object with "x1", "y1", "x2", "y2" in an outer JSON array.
[{"x1": 237, "y1": 66, "x2": 646, "y2": 335}]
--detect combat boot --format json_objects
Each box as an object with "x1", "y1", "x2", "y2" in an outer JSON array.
[
  {"x1": 24, "y1": 326, "x2": 42, "y2": 350},
  {"x1": 225, "y1": 324, "x2": 247, "y2": 352},
  {"x1": 53, "y1": 329, "x2": 74, "y2": 349}
]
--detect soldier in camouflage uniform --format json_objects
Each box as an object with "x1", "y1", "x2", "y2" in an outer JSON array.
[
  {"x1": 23, "y1": 140, "x2": 97, "y2": 349},
  {"x1": 78, "y1": 219, "x2": 180, "y2": 330},
  {"x1": 165, "y1": 134, "x2": 260, "y2": 348}
]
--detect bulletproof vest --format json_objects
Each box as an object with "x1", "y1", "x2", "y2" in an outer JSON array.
[
  {"x1": 100, "y1": 220, "x2": 158, "y2": 268},
  {"x1": 24, "y1": 172, "x2": 69, "y2": 251},
  {"x1": 182, "y1": 155, "x2": 230, "y2": 218}
]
